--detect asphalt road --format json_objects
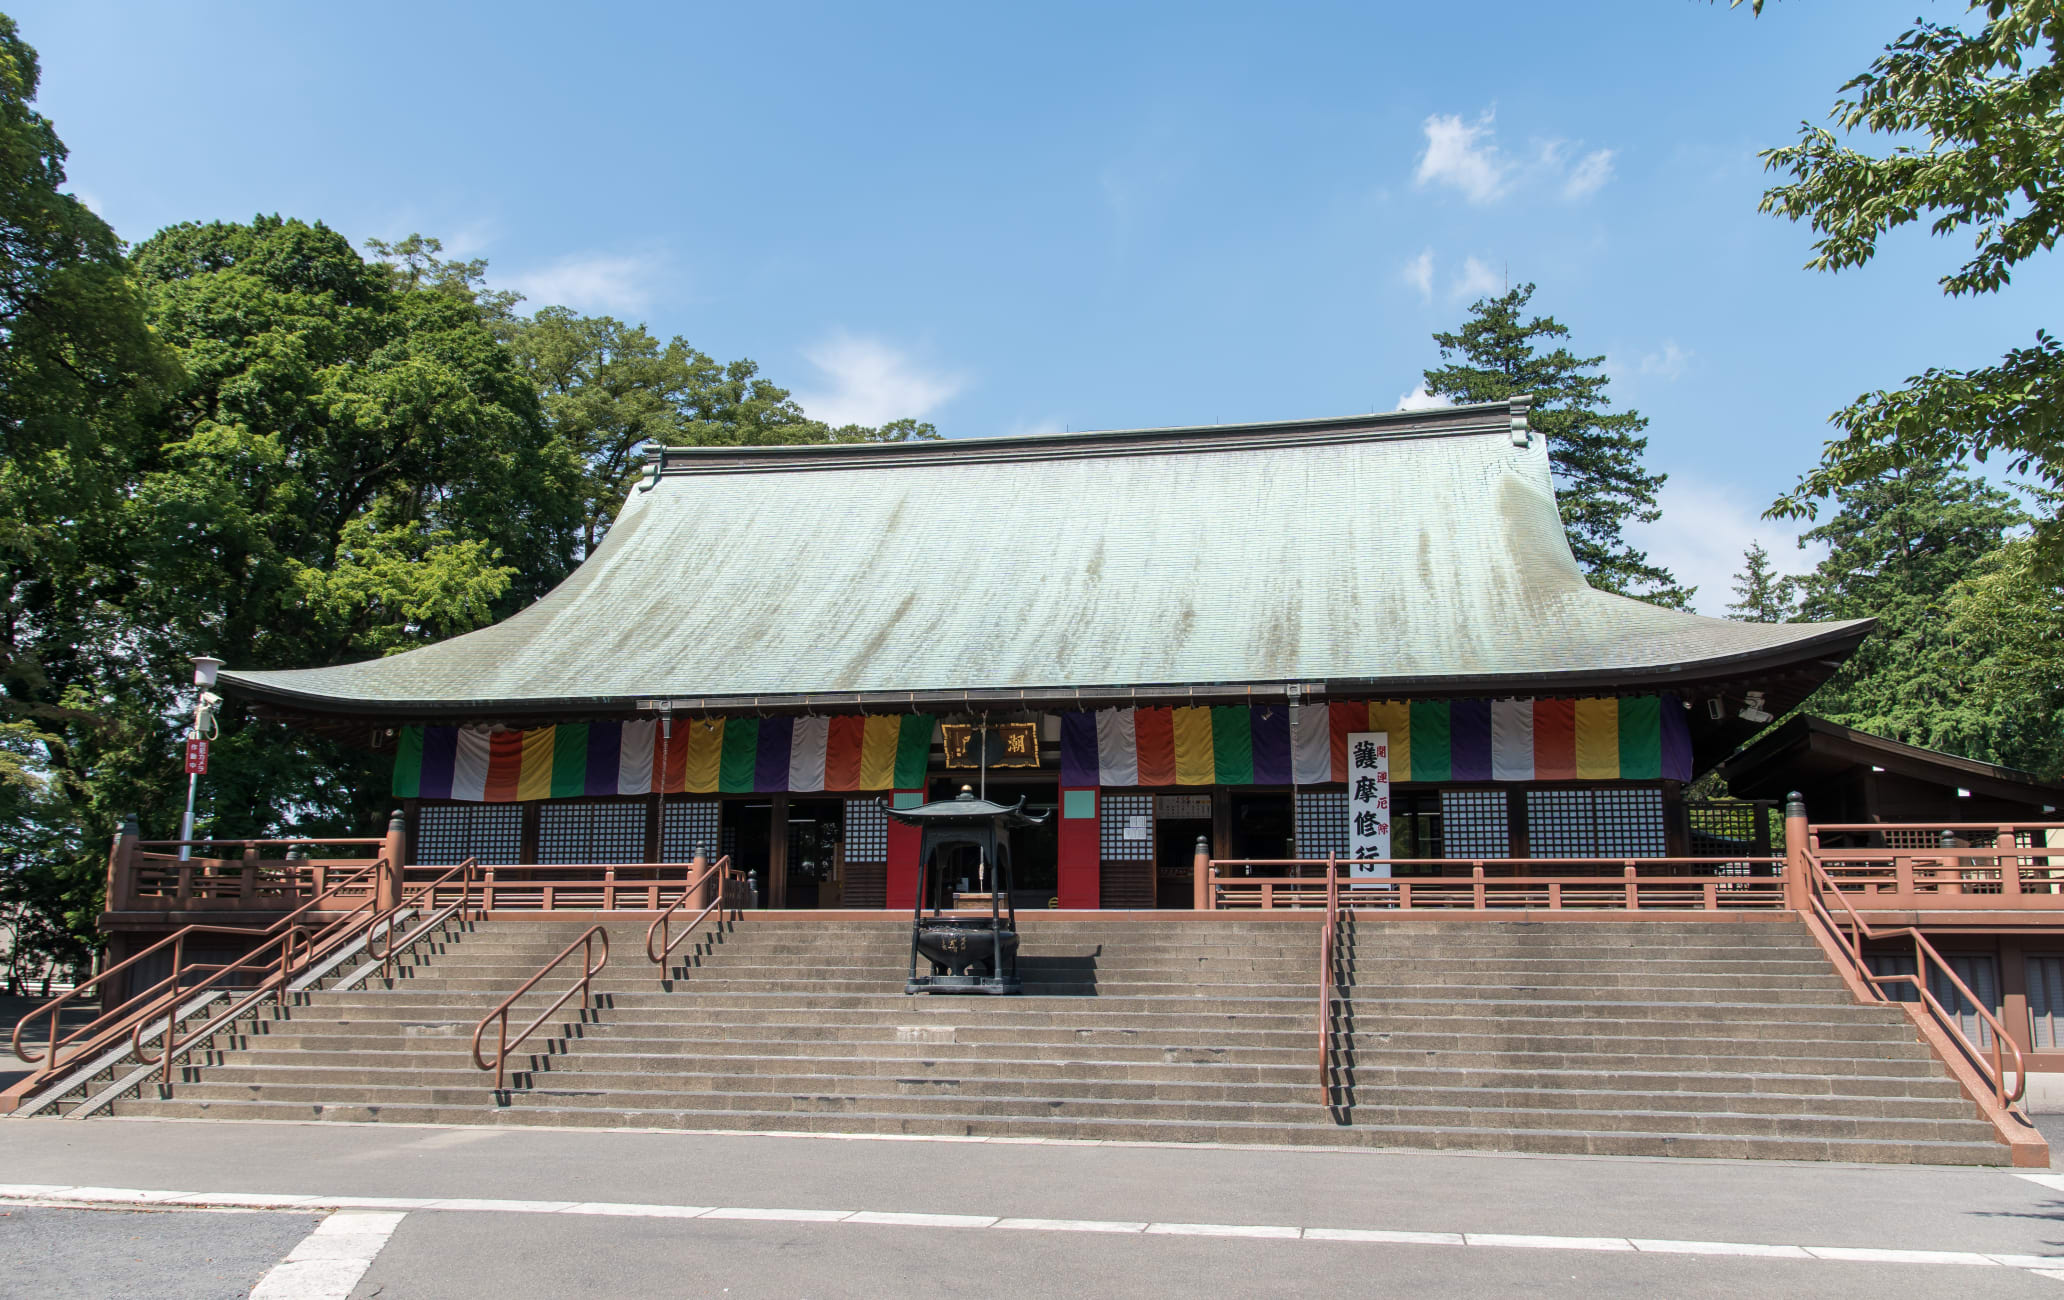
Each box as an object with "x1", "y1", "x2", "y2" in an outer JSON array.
[{"x1": 2, "y1": 1118, "x2": 2062, "y2": 1298}]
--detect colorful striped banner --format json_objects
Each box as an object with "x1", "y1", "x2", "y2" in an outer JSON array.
[
  {"x1": 1056, "y1": 697, "x2": 1691, "y2": 787},
  {"x1": 393, "y1": 715, "x2": 935, "y2": 802}
]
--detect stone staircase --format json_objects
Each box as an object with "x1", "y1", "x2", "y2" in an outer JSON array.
[{"x1": 98, "y1": 913, "x2": 2007, "y2": 1164}]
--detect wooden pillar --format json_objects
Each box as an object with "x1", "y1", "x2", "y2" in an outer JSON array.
[
  {"x1": 644, "y1": 793, "x2": 663, "y2": 865},
  {"x1": 106, "y1": 814, "x2": 140, "y2": 915},
  {"x1": 1192, "y1": 837, "x2": 1212, "y2": 911},
  {"x1": 885, "y1": 792, "x2": 922, "y2": 911},
  {"x1": 688, "y1": 849, "x2": 709, "y2": 913},
  {"x1": 2001, "y1": 937, "x2": 2033, "y2": 1056},
  {"x1": 1057, "y1": 787, "x2": 1101, "y2": 910},
  {"x1": 1783, "y1": 791, "x2": 1810, "y2": 912},
  {"x1": 1211, "y1": 786, "x2": 1232, "y2": 861},
  {"x1": 767, "y1": 794, "x2": 789, "y2": 910}
]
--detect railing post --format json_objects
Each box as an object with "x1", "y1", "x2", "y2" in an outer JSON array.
[
  {"x1": 241, "y1": 844, "x2": 260, "y2": 905},
  {"x1": 689, "y1": 849, "x2": 710, "y2": 914},
  {"x1": 1782, "y1": 791, "x2": 1809, "y2": 912},
  {"x1": 379, "y1": 809, "x2": 406, "y2": 913},
  {"x1": 1193, "y1": 837, "x2": 1211, "y2": 911},
  {"x1": 2002, "y1": 823, "x2": 2024, "y2": 897},
  {"x1": 1472, "y1": 865, "x2": 1485, "y2": 910},
  {"x1": 1624, "y1": 864, "x2": 1638, "y2": 910}
]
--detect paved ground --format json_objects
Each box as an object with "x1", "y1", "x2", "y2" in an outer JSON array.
[{"x1": 3, "y1": 1118, "x2": 2064, "y2": 1297}]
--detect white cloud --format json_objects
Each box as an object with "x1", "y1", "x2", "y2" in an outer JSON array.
[
  {"x1": 1637, "y1": 341, "x2": 1692, "y2": 381},
  {"x1": 1562, "y1": 148, "x2": 1615, "y2": 199},
  {"x1": 1415, "y1": 111, "x2": 1508, "y2": 204},
  {"x1": 505, "y1": 252, "x2": 660, "y2": 315},
  {"x1": 1402, "y1": 248, "x2": 1435, "y2": 303},
  {"x1": 1413, "y1": 108, "x2": 1616, "y2": 204},
  {"x1": 1452, "y1": 255, "x2": 1503, "y2": 302},
  {"x1": 1395, "y1": 383, "x2": 1453, "y2": 412},
  {"x1": 1626, "y1": 478, "x2": 1825, "y2": 616},
  {"x1": 796, "y1": 332, "x2": 966, "y2": 428}
]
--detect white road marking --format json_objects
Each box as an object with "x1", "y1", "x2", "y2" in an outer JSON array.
[
  {"x1": 1, "y1": 1183, "x2": 2057, "y2": 1277},
  {"x1": 2018, "y1": 1173, "x2": 2064, "y2": 1194},
  {"x1": 249, "y1": 1211, "x2": 405, "y2": 1300}
]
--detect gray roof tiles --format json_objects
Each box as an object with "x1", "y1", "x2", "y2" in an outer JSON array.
[{"x1": 221, "y1": 400, "x2": 1869, "y2": 717}]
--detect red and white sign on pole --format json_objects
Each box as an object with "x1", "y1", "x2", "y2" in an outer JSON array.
[{"x1": 184, "y1": 738, "x2": 209, "y2": 775}]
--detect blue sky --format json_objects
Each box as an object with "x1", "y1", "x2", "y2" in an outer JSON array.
[{"x1": 17, "y1": 2, "x2": 2054, "y2": 611}]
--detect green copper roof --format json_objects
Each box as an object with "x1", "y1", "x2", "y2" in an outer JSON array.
[{"x1": 221, "y1": 399, "x2": 1870, "y2": 720}]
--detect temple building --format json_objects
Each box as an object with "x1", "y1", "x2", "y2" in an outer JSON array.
[{"x1": 220, "y1": 398, "x2": 1871, "y2": 910}]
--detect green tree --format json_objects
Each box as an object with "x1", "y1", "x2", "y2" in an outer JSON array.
[
  {"x1": 1422, "y1": 284, "x2": 1690, "y2": 606},
  {"x1": 0, "y1": 13, "x2": 178, "y2": 974},
  {"x1": 1743, "y1": 1, "x2": 2064, "y2": 556},
  {"x1": 1790, "y1": 462, "x2": 2035, "y2": 764},
  {"x1": 1726, "y1": 542, "x2": 1797, "y2": 623},
  {"x1": 1941, "y1": 532, "x2": 2064, "y2": 778}
]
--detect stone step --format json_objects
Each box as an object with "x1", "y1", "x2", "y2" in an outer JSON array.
[{"x1": 104, "y1": 1096, "x2": 2005, "y2": 1165}]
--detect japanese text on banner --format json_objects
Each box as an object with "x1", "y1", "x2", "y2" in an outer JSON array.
[{"x1": 1346, "y1": 731, "x2": 1391, "y2": 879}]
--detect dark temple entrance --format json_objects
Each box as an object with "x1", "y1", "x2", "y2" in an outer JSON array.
[{"x1": 931, "y1": 776, "x2": 1058, "y2": 909}]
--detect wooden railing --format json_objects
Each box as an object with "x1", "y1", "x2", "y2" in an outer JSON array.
[
  {"x1": 1805, "y1": 821, "x2": 2064, "y2": 909},
  {"x1": 114, "y1": 838, "x2": 388, "y2": 913},
  {"x1": 404, "y1": 862, "x2": 722, "y2": 913},
  {"x1": 1206, "y1": 858, "x2": 1788, "y2": 911}
]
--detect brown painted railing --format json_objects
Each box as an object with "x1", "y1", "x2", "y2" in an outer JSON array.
[
  {"x1": 1318, "y1": 855, "x2": 1340, "y2": 1106},
  {"x1": 115, "y1": 838, "x2": 388, "y2": 913},
  {"x1": 1801, "y1": 852, "x2": 2025, "y2": 1108},
  {"x1": 127, "y1": 859, "x2": 483, "y2": 1092},
  {"x1": 472, "y1": 926, "x2": 609, "y2": 1091},
  {"x1": 1206, "y1": 858, "x2": 1787, "y2": 911},
  {"x1": 7, "y1": 859, "x2": 383, "y2": 1107},
  {"x1": 404, "y1": 862, "x2": 719, "y2": 913},
  {"x1": 645, "y1": 854, "x2": 743, "y2": 974},
  {"x1": 1805, "y1": 821, "x2": 2064, "y2": 908}
]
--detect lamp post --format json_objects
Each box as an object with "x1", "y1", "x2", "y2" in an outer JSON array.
[{"x1": 178, "y1": 656, "x2": 224, "y2": 863}]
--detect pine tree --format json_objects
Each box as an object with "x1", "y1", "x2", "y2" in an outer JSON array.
[
  {"x1": 1423, "y1": 284, "x2": 1690, "y2": 607},
  {"x1": 1726, "y1": 542, "x2": 1796, "y2": 623}
]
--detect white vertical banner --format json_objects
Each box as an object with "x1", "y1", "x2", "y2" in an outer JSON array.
[{"x1": 1346, "y1": 731, "x2": 1392, "y2": 879}]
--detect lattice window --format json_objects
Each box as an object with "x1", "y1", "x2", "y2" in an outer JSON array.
[
  {"x1": 536, "y1": 800, "x2": 648, "y2": 865},
  {"x1": 1524, "y1": 788, "x2": 1664, "y2": 858},
  {"x1": 1100, "y1": 793, "x2": 1154, "y2": 861},
  {"x1": 1883, "y1": 827, "x2": 1939, "y2": 850},
  {"x1": 416, "y1": 804, "x2": 522, "y2": 865},
  {"x1": 660, "y1": 799, "x2": 722, "y2": 861},
  {"x1": 1442, "y1": 790, "x2": 1510, "y2": 857},
  {"x1": 1296, "y1": 791, "x2": 1347, "y2": 858},
  {"x1": 845, "y1": 798, "x2": 888, "y2": 863}
]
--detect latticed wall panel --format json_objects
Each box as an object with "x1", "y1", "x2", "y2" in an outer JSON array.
[
  {"x1": 536, "y1": 800, "x2": 648, "y2": 865},
  {"x1": 1441, "y1": 790, "x2": 1510, "y2": 858},
  {"x1": 1295, "y1": 791, "x2": 1347, "y2": 858},
  {"x1": 845, "y1": 798, "x2": 888, "y2": 863},
  {"x1": 1099, "y1": 793, "x2": 1154, "y2": 861},
  {"x1": 660, "y1": 800, "x2": 723, "y2": 860},
  {"x1": 417, "y1": 804, "x2": 522, "y2": 865},
  {"x1": 1524, "y1": 788, "x2": 1665, "y2": 858}
]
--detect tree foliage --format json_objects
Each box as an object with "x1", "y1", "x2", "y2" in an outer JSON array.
[
  {"x1": 1749, "y1": 1, "x2": 2064, "y2": 558},
  {"x1": 1726, "y1": 542, "x2": 1797, "y2": 623},
  {"x1": 1422, "y1": 284, "x2": 1690, "y2": 606},
  {"x1": 1788, "y1": 462, "x2": 2044, "y2": 768}
]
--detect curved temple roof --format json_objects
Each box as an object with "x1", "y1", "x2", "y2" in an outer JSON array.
[{"x1": 222, "y1": 399, "x2": 1869, "y2": 721}]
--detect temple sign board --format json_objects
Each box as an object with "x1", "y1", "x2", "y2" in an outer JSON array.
[{"x1": 1346, "y1": 731, "x2": 1392, "y2": 879}]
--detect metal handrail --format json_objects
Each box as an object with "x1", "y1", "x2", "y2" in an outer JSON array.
[
  {"x1": 472, "y1": 926, "x2": 609, "y2": 1091},
  {"x1": 130, "y1": 927, "x2": 314, "y2": 1085},
  {"x1": 365, "y1": 859, "x2": 481, "y2": 979},
  {"x1": 1803, "y1": 853, "x2": 2026, "y2": 1107},
  {"x1": 643, "y1": 856, "x2": 736, "y2": 971},
  {"x1": 10, "y1": 859, "x2": 382, "y2": 1083},
  {"x1": 1318, "y1": 853, "x2": 1339, "y2": 1106}
]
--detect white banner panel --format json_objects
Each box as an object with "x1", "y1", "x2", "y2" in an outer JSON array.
[{"x1": 1346, "y1": 731, "x2": 1392, "y2": 879}]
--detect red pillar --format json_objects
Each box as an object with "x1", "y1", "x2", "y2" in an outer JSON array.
[
  {"x1": 1058, "y1": 787, "x2": 1101, "y2": 910},
  {"x1": 886, "y1": 790, "x2": 922, "y2": 911}
]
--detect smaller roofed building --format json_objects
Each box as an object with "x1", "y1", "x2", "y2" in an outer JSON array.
[{"x1": 216, "y1": 398, "x2": 1872, "y2": 910}]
